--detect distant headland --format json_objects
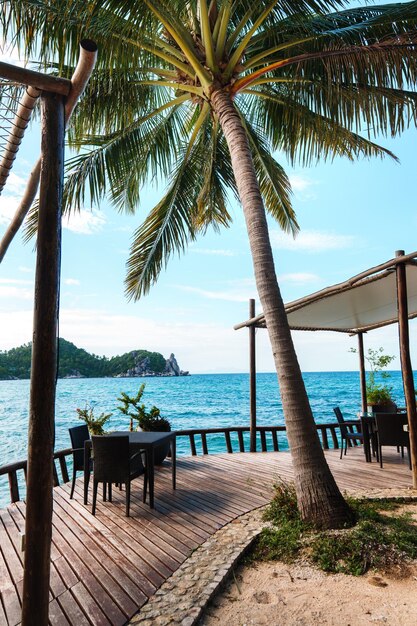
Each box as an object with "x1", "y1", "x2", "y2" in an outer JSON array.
[{"x1": 0, "y1": 338, "x2": 189, "y2": 380}]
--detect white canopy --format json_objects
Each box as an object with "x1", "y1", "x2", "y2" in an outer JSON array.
[{"x1": 235, "y1": 251, "x2": 417, "y2": 333}]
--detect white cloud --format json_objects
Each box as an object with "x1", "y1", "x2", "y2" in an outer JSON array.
[
  {"x1": 5, "y1": 172, "x2": 27, "y2": 195},
  {"x1": 271, "y1": 229, "x2": 355, "y2": 253},
  {"x1": 279, "y1": 272, "x2": 320, "y2": 283},
  {"x1": 19, "y1": 266, "x2": 32, "y2": 274},
  {"x1": 1, "y1": 306, "x2": 416, "y2": 374},
  {"x1": 64, "y1": 278, "x2": 80, "y2": 286},
  {"x1": 63, "y1": 209, "x2": 106, "y2": 235},
  {"x1": 191, "y1": 248, "x2": 236, "y2": 257},
  {"x1": 289, "y1": 174, "x2": 314, "y2": 192},
  {"x1": 0, "y1": 195, "x2": 20, "y2": 225},
  {"x1": 0, "y1": 278, "x2": 32, "y2": 285},
  {"x1": 176, "y1": 285, "x2": 249, "y2": 302},
  {"x1": 0, "y1": 285, "x2": 32, "y2": 300}
]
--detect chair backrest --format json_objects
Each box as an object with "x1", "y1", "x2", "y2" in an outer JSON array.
[
  {"x1": 333, "y1": 407, "x2": 349, "y2": 437},
  {"x1": 92, "y1": 435, "x2": 130, "y2": 484},
  {"x1": 374, "y1": 413, "x2": 409, "y2": 447},
  {"x1": 69, "y1": 424, "x2": 90, "y2": 471}
]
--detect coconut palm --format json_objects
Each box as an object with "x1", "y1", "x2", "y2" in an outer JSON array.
[{"x1": 4, "y1": 1, "x2": 417, "y2": 530}]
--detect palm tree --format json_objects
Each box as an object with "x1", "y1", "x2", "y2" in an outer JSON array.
[{"x1": 4, "y1": 1, "x2": 417, "y2": 530}]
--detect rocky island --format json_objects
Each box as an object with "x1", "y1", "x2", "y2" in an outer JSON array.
[{"x1": 0, "y1": 339, "x2": 189, "y2": 380}]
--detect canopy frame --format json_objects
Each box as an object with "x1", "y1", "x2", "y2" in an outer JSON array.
[{"x1": 235, "y1": 250, "x2": 417, "y2": 488}]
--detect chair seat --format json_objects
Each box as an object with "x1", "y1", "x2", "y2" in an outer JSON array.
[{"x1": 345, "y1": 432, "x2": 364, "y2": 440}]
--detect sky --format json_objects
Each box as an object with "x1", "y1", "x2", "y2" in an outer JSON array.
[{"x1": 1, "y1": 13, "x2": 417, "y2": 374}]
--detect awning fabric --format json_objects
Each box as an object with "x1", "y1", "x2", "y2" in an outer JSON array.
[{"x1": 235, "y1": 253, "x2": 417, "y2": 334}]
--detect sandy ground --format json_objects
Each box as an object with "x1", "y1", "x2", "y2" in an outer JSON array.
[
  {"x1": 199, "y1": 504, "x2": 417, "y2": 626},
  {"x1": 199, "y1": 560, "x2": 417, "y2": 626}
]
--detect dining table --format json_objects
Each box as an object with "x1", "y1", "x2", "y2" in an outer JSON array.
[{"x1": 83, "y1": 430, "x2": 176, "y2": 509}]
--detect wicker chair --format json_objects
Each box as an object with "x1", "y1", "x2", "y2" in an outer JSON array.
[
  {"x1": 333, "y1": 407, "x2": 364, "y2": 459},
  {"x1": 69, "y1": 424, "x2": 91, "y2": 499},
  {"x1": 374, "y1": 413, "x2": 411, "y2": 469},
  {"x1": 91, "y1": 435, "x2": 147, "y2": 517}
]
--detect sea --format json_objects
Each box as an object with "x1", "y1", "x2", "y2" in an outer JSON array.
[{"x1": 0, "y1": 371, "x2": 410, "y2": 508}]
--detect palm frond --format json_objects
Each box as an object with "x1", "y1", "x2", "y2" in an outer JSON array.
[
  {"x1": 125, "y1": 154, "x2": 199, "y2": 300},
  {"x1": 242, "y1": 88, "x2": 397, "y2": 165}
]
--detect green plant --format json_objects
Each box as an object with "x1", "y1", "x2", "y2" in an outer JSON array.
[
  {"x1": 350, "y1": 347, "x2": 395, "y2": 405},
  {"x1": 76, "y1": 405, "x2": 112, "y2": 435},
  {"x1": 252, "y1": 483, "x2": 417, "y2": 576},
  {"x1": 116, "y1": 384, "x2": 170, "y2": 432}
]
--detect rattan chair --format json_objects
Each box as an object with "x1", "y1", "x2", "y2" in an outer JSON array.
[
  {"x1": 91, "y1": 435, "x2": 147, "y2": 517},
  {"x1": 333, "y1": 407, "x2": 364, "y2": 459},
  {"x1": 374, "y1": 413, "x2": 411, "y2": 469},
  {"x1": 69, "y1": 424, "x2": 91, "y2": 499}
]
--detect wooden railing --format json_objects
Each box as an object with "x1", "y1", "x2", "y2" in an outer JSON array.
[
  {"x1": 0, "y1": 422, "x2": 346, "y2": 505},
  {"x1": 0, "y1": 448, "x2": 72, "y2": 504},
  {"x1": 175, "y1": 423, "x2": 342, "y2": 455}
]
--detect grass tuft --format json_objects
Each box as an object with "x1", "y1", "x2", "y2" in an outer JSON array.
[{"x1": 250, "y1": 482, "x2": 417, "y2": 576}]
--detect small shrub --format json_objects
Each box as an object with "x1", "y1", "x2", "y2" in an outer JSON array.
[
  {"x1": 116, "y1": 384, "x2": 171, "y2": 431},
  {"x1": 263, "y1": 481, "x2": 301, "y2": 526},
  {"x1": 250, "y1": 483, "x2": 417, "y2": 576},
  {"x1": 76, "y1": 405, "x2": 112, "y2": 435}
]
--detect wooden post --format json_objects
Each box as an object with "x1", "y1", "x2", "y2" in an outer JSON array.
[
  {"x1": 249, "y1": 299, "x2": 257, "y2": 452},
  {"x1": 395, "y1": 250, "x2": 417, "y2": 489},
  {"x1": 21, "y1": 92, "x2": 65, "y2": 625},
  {"x1": 357, "y1": 332, "x2": 367, "y2": 413}
]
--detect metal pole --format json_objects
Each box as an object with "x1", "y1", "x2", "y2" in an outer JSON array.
[
  {"x1": 249, "y1": 299, "x2": 257, "y2": 452},
  {"x1": 357, "y1": 332, "x2": 367, "y2": 413},
  {"x1": 395, "y1": 250, "x2": 417, "y2": 489},
  {"x1": 21, "y1": 91, "x2": 65, "y2": 625}
]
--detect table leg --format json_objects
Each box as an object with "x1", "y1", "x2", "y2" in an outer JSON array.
[
  {"x1": 171, "y1": 436, "x2": 176, "y2": 490},
  {"x1": 147, "y1": 448, "x2": 155, "y2": 509},
  {"x1": 84, "y1": 443, "x2": 90, "y2": 504},
  {"x1": 360, "y1": 417, "x2": 371, "y2": 463}
]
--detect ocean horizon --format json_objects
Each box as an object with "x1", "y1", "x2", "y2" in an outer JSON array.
[{"x1": 0, "y1": 370, "x2": 413, "y2": 507}]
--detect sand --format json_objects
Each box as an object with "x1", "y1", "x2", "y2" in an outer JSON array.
[
  {"x1": 199, "y1": 560, "x2": 417, "y2": 626},
  {"x1": 199, "y1": 503, "x2": 417, "y2": 626}
]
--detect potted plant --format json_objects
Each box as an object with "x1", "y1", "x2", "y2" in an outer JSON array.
[
  {"x1": 363, "y1": 348, "x2": 397, "y2": 413},
  {"x1": 116, "y1": 384, "x2": 171, "y2": 464},
  {"x1": 76, "y1": 405, "x2": 112, "y2": 435}
]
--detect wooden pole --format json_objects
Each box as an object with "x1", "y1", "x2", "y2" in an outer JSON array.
[
  {"x1": 0, "y1": 61, "x2": 71, "y2": 95},
  {"x1": 357, "y1": 332, "x2": 367, "y2": 413},
  {"x1": 395, "y1": 250, "x2": 417, "y2": 489},
  {"x1": 21, "y1": 92, "x2": 65, "y2": 625},
  {"x1": 249, "y1": 299, "x2": 257, "y2": 452}
]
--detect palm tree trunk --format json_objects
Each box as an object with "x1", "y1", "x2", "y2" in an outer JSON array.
[{"x1": 211, "y1": 87, "x2": 352, "y2": 529}]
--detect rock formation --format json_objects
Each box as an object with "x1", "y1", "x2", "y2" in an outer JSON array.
[{"x1": 118, "y1": 352, "x2": 189, "y2": 378}]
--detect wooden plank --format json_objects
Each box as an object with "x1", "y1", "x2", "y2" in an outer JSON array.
[
  {"x1": 0, "y1": 592, "x2": 8, "y2": 625},
  {"x1": 52, "y1": 490, "x2": 158, "y2": 600},
  {"x1": 52, "y1": 556, "x2": 79, "y2": 591},
  {"x1": 172, "y1": 459, "x2": 268, "y2": 508},
  {"x1": 68, "y1": 582, "x2": 112, "y2": 626},
  {"x1": 0, "y1": 584, "x2": 21, "y2": 626},
  {"x1": 56, "y1": 583, "x2": 91, "y2": 626},
  {"x1": 0, "y1": 448, "x2": 413, "y2": 626},
  {"x1": 49, "y1": 504, "x2": 136, "y2": 621},
  {"x1": 58, "y1": 488, "x2": 165, "y2": 592},
  {"x1": 70, "y1": 480, "x2": 197, "y2": 552},
  {"x1": 49, "y1": 597, "x2": 71, "y2": 626},
  {"x1": 54, "y1": 588, "x2": 91, "y2": 626},
  {"x1": 0, "y1": 517, "x2": 23, "y2": 587}
]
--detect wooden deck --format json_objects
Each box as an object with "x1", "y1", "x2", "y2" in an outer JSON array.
[{"x1": 0, "y1": 448, "x2": 413, "y2": 626}]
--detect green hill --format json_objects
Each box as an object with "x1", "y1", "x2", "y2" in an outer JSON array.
[{"x1": 0, "y1": 339, "x2": 168, "y2": 380}]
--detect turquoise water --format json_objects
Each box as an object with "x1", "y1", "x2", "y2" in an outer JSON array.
[{"x1": 0, "y1": 371, "x2": 409, "y2": 507}]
